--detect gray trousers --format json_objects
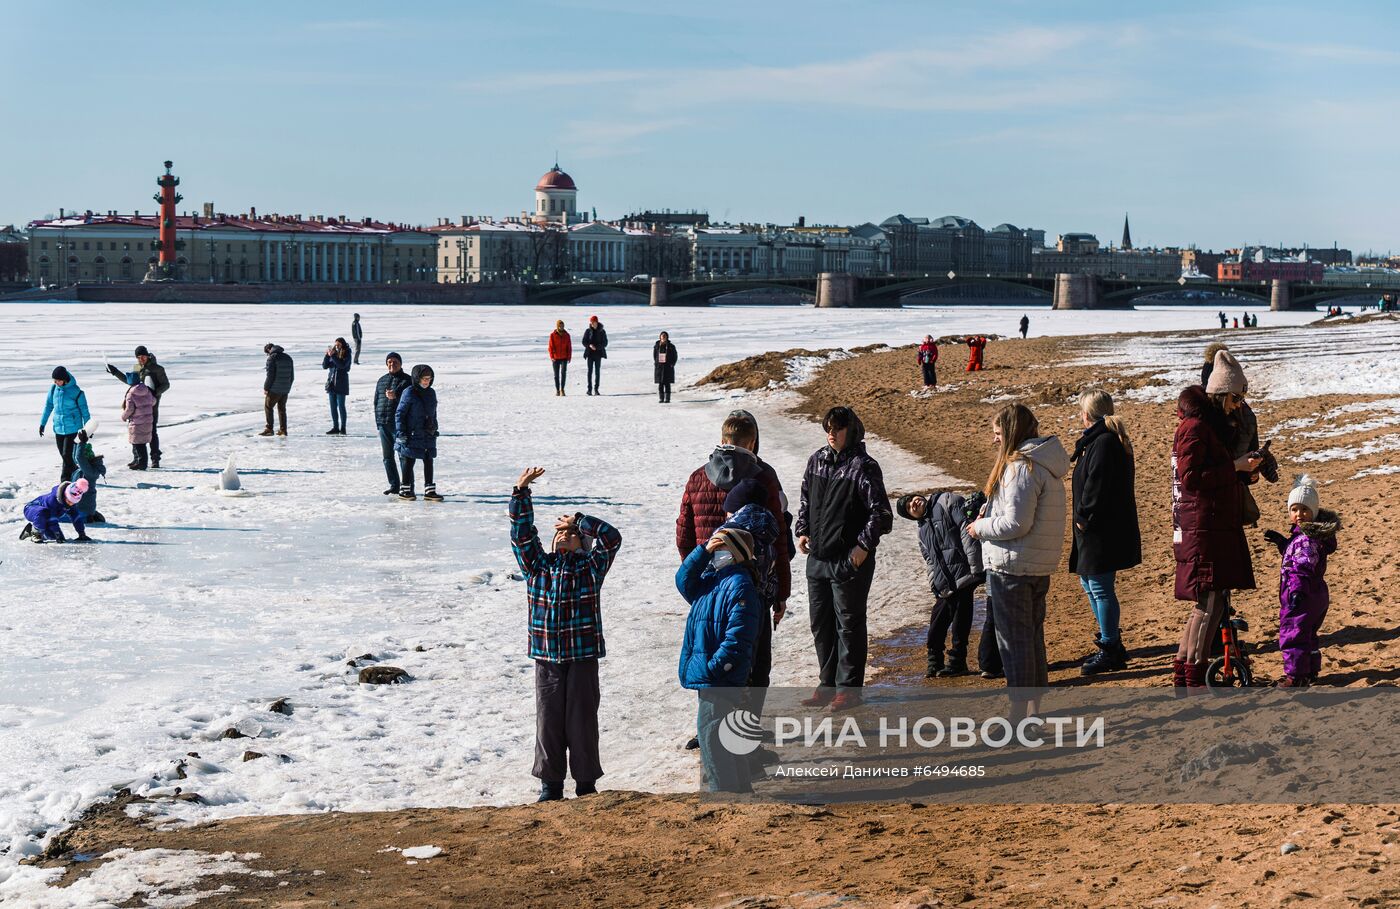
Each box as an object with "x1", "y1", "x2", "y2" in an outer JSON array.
[
  {"x1": 808, "y1": 556, "x2": 876, "y2": 688},
  {"x1": 533, "y1": 659, "x2": 603, "y2": 783},
  {"x1": 986, "y1": 571, "x2": 1050, "y2": 698}
]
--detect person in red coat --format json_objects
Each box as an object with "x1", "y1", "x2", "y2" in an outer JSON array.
[
  {"x1": 917, "y1": 335, "x2": 939, "y2": 387},
  {"x1": 965, "y1": 336, "x2": 987, "y2": 372},
  {"x1": 548, "y1": 320, "x2": 572, "y2": 396},
  {"x1": 1171, "y1": 379, "x2": 1261, "y2": 691}
]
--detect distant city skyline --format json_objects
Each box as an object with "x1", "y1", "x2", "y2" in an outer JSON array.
[{"x1": 4, "y1": 1, "x2": 1399, "y2": 251}]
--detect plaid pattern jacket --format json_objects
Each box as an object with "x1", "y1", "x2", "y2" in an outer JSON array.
[{"x1": 510, "y1": 487, "x2": 622, "y2": 663}]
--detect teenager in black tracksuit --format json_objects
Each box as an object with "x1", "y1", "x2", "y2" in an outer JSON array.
[
  {"x1": 794, "y1": 407, "x2": 892, "y2": 709},
  {"x1": 374, "y1": 352, "x2": 413, "y2": 494},
  {"x1": 897, "y1": 490, "x2": 985, "y2": 677}
]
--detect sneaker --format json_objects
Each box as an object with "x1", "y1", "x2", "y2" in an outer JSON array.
[
  {"x1": 937, "y1": 658, "x2": 969, "y2": 678},
  {"x1": 1276, "y1": 675, "x2": 1309, "y2": 689},
  {"x1": 258, "y1": 428, "x2": 274, "y2": 437},
  {"x1": 575, "y1": 781, "x2": 598, "y2": 797},
  {"x1": 326, "y1": 428, "x2": 340, "y2": 435},
  {"x1": 383, "y1": 487, "x2": 398, "y2": 495},
  {"x1": 980, "y1": 669, "x2": 1004, "y2": 680},
  {"x1": 18, "y1": 523, "x2": 32, "y2": 541},
  {"x1": 828, "y1": 690, "x2": 863, "y2": 712},
  {"x1": 799, "y1": 689, "x2": 835, "y2": 708},
  {"x1": 537, "y1": 781, "x2": 564, "y2": 802},
  {"x1": 423, "y1": 488, "x2": 444, "y2": 502},
  {"x1": 276, "y1": 429, "x2": 287, "y2": 437},
  {"x1": 684, "y1": 735, "x2": 700, "y2": 750}
]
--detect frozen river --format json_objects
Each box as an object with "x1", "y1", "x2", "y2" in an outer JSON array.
[{"x1": 0, "y1": 301, "x2": 1310, "y2": 885}]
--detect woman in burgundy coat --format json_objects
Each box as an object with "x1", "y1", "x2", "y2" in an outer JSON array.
[{"x1": 1170, "y1": 383, "x2": 1262, "y2": 690}]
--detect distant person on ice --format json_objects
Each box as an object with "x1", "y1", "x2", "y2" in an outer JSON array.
[
  {"x1": 374, "y1": 352, "x2": 413, "y2": 495},
  {"x1": 795, "y1": 406, "x2": 892, "y2": 711},
  {"x1": 1264, "y1": 478, "x2": 1340, "y2": 688},
  {"x1": 1218, "y1": 311, "x2": 1228, "y2": 329},
  {"x1": 260, "y1": 343, "x2": 294, "y2": 436},
  {"x1": 1019, "y1": 315, "x2": 1030, "y2": 339},
  {"x1": 549, "y1": 320, "x2": 572, "y2": 396},
  {"x1": 40, "y1": 366, "x2": 90, "y2": 485},
  {"x1": 654, "y1": 331, "x2": 678, "y2": 403},
  {"x1": 896, "y1": 488, "x2": 983, "y2": 678},
  {"x1": 917, "y1": 335, "x2": 939, "y2": 388},
  {"x1": 394, "y1": 364, "x2": 441, "y2": 501},
  {"x1": 510, "y1": 466, "x2": 623, "y2": 802},
  {"x1": 106, "y1": 346, "x2": 169, "y2": 467},
  {"x1": 322, "y1": 337, "x2": 352, "y2": 435},
  {"x1": 19, "y1": 479, "x2": 91, "y2": 543},
  {"x1": 677, "y1": 523, "x2": 766, "y2": 794},
  {"x1": 121, "y1": 375, "x2": 157, "y2": 471},
  {"x1": 582, "y1": 315, "x2": 608, "y2": 396},
  {"x1": 351, "y1": 313, "x2": 363, "y2": 365},
  {"x1": 965, "y1": 336, "x2": 987, "y2": 372}
]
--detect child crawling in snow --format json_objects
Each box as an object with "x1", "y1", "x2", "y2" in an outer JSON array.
[
  {"x1": 1264, "y1": 477, "x2": 1340, "y2": 688},
  {"x1": 20, "y1": 479, "x2": 92, "y2": 543}
]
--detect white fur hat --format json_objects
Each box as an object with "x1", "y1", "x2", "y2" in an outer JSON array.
[{"x1": 1287, "y1": 476, "x2": 1320, "y2": 516}]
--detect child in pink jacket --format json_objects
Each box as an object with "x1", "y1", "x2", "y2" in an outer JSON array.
[{"x1": 122, "y1": 378, "x2": 157, "y2": 471}]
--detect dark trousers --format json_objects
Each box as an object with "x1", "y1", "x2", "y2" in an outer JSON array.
[
  {"x1": 399, "y1": 455, "x2": 434, "y2": 492},
  {"x1": 920, "y1": 362, "x2": 937, "y2": 387},
  {"x1": 928, "y1": 585, "x2": 974, "y2": 663},
  {"x1": 353, "y1": 338, "x2": 361, "y2": 364},
  {"x1": 658, "y1": 383, "x2": 672, "y2": 402},
  {"x1": 586, "y1": 358, "x2": 601, "y2": 392},
  {"x1": 377, "y1": 425, "x2": 401, "y2": 490},
  {"x1": 131, "y1": 442, "x2": 148, "y2": 470},
  {"x1": 986, "y1": 571, "x2": 1050, "y2": 698},
  {"x1": 697, "y1": 688, "x2": 751, "y2": 793},
  {"x1": 808, "y1": 555, "x2": 876, "y2": 688},
  {"x1": 552, "y1": 360, "x2": 568, "y2": 391},
  {"x1": 533, "y1": 659, "x2": 603, "y2": 783},
  {"x1": 744, "y1": 610, "x2": 773, "y2": 716},
  {"x1": 149, "y1": 400, "x2": 161, "y2": 464},
  {"x1": 55, "y1": 433, "x2": 78, "y2": 485},
  {"x1": 978, "y1": 602, "x2": 1003, "y2": 674},
  {"x1": 264, "y1": 393, "x2": 288, "y2": 432}
]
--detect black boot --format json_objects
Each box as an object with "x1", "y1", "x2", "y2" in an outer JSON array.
[
  {"x1": 19, "y1": 522, "x2": 32, "y2": 541},
  {"x1": 575, "y1": 780, "x2": 598, "y2": 797},
  {"x1": 537, "y1": 781, "x2": 564, "y2": 802},
  {"x1": 938, "y1": 656, "x2": 970, "y2": 677},
  {"x1": 925, "y1": 651, "x2": 944, "y2": 679},
  {"x1": 423, "y1": 485, "x2": 444, "y2": 502},
  {"x1": 1081, "y1": 638, "x2": 1127, "y2": 676}
]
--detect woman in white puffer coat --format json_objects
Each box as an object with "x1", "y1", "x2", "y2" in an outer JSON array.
[{"x1": 968, "y1": 403, "x2": 1069, "y2": 716}]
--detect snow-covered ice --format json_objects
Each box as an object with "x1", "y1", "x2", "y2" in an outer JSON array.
[{"x1": 0, "y1": 300, "x2": 1331, "y2": 894}]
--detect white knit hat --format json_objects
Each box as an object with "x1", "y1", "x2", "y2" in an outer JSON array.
[
  {"x1": 1205, "y1": 350, "x2": 1247, "y2": 395},
  {"x1": 1287, "y1": 476, "x2": 1320, "y2": 516}
]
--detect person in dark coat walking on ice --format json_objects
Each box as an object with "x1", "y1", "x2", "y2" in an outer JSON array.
[
  {"x1": 582, "y1": 315, "x2": 608, "y2": 396},
  {"x1": 322, "y1": 337, "x2": 352, "y2": 435},
  {"x1": 20, "y1": 479, "x2": 91, "y2": 543},
  {"x1": 40, "y1": 366, "x2": 90, "y2": 485},
  {"x1": 917, "y1": 335, "x2": 939, "y2": 388},
  {"x1": 374, "y1": 353, "x2": 413, "y2": 495},
  {"x1": 1069, "y1": 391, "x2": 1141, "y2": 676},
  {"x1": 795, "y1": 406, "x2": 893, "y2": 711},
  {"x1": 654, "y1": 331, "x2": 678, "y2": 403},
  {"x1": 510, "y1": 466, "x2": 623, "y2": 801},
  {"x1": 106, "y1": 346, "x2": 170, "y2": 467},
  {"x1": 1171, "y1": 361, "x2": 1261, "y2": 692},
  {"x1": 260, "y1": 343, "x2": 295, "y2": 436},
  {"x1": 897, "y1": 489, "x2": 984, "y2": 678},
  {"x1": 351, "y1": 313, "x2": 363, "y2": 364},
  {"x1": 1019, "y1": 315, "x2": 1029, "y2": 340},
  {"x1": 394, "y1": 364, "x2": 441, "y2": 501}
]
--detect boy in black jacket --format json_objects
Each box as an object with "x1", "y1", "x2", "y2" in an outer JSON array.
[{"x1": 897, "y1": 491, "x2": 985, "y2": 677}]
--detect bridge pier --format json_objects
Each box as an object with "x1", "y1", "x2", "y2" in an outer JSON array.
[
  {"x1": 649, "y1": 277, "x2": 670, "y2": 307},
  {"x1": 1052, "y1": 273, "x2": 1103, "y2": 310},
  {"x1": 1270, "y1": 279, "x2": 1293, "y2": 311},
  {"x1": 817, "y1": 272, "x2": 857, "y2": 308}
]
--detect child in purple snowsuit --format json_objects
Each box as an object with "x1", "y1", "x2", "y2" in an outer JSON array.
[
  {"x1": 21, "y1": 480, "x2": 91, "y2": 543},
  {"x1": 1264, "y1": 479, "x2": 1340, "y2": 687}
]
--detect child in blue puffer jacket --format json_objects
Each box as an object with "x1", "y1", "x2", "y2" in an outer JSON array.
[{"x1": 677, "y1": 526, "x2": 765, "y2": 793}]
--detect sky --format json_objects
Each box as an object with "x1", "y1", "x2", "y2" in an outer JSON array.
[{"x1": 3, "y1": 0, "x2": 1398, "y2": 252}]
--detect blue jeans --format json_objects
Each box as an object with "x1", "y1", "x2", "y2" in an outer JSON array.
[
  {"x1": 1078, "y1": 572, "x2": 1120, "y2": 644},
  {"x1": 696, "y1": 690, "x2": 751, "y2": 794},
  {"x1": 327, "y1": 392, "x2": 347, "y2": 430},
  {"x1": 377, "y1": 424, "x2": 401, "y2": 489}
]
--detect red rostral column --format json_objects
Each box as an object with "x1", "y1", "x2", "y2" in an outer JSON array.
[{"x1": 152, "y1": 160, "x2": 183, "y2": 277}]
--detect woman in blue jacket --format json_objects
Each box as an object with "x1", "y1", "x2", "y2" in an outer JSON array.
[
  {"x1": 394, "y1": 364, "x2": 440, "y2": 501},
  {"x1": 677, "y1": 526, "x2": 765, "y2": 793},
  {"x1": 40, "y1": 366, "x2": 91, "y2": 485},
  {"x1": 322, "y1": 337, "x2": 352, "y2": 435}
]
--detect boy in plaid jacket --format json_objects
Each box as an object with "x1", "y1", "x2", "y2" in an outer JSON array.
[{"x1": 510, "y1": 466, "x2": 622, "y2": 802}]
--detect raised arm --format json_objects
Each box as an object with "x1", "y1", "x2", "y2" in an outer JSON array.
[
  {"x1": 509, "y1": 485, "x2": 546, "y2": 576},
  {"x1": 579, "y1": 513, "x2": 622, "y2": 579}
]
